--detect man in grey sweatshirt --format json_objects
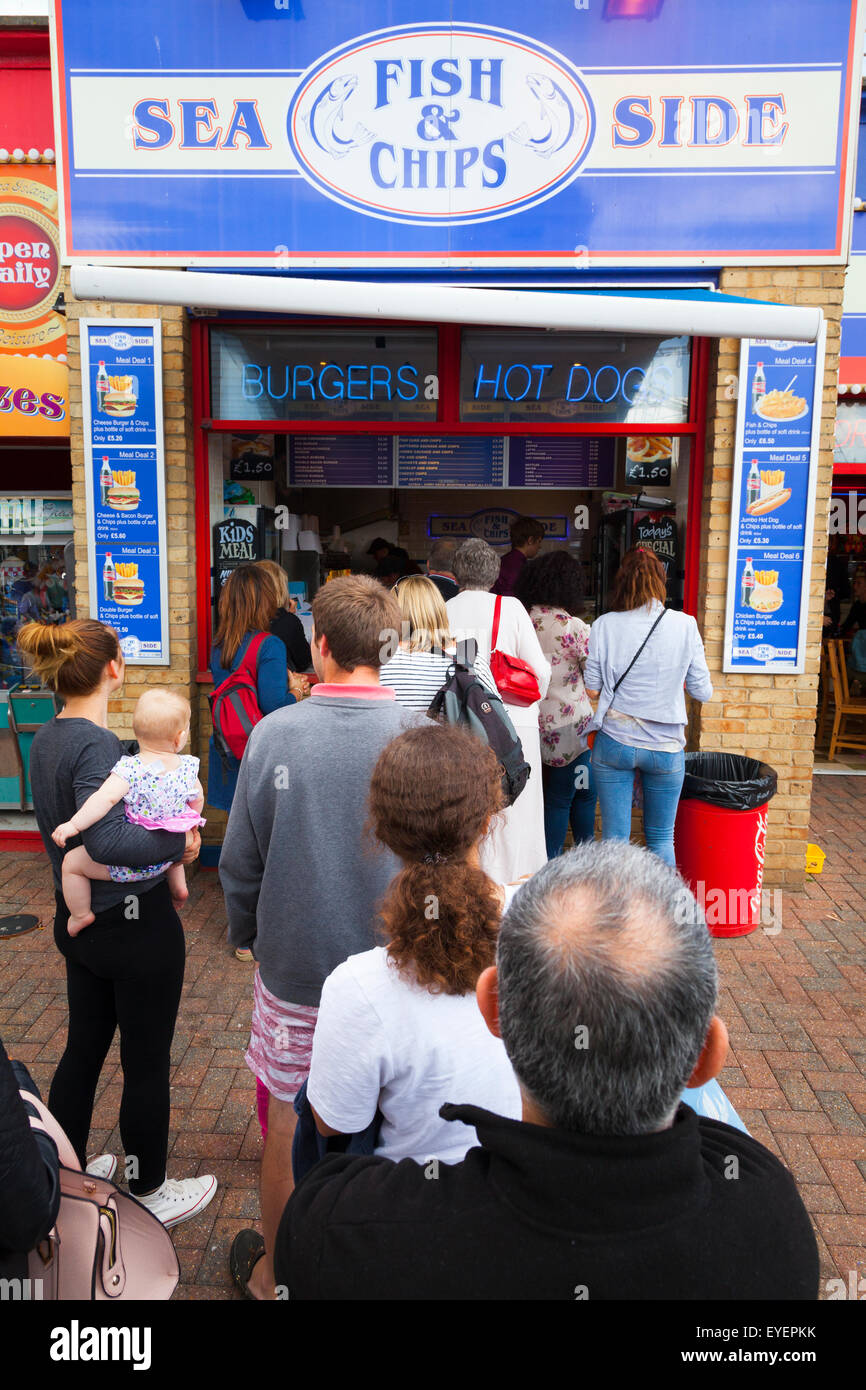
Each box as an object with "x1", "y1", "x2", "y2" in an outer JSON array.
[{"x1": 220, "y1": 574, "x2": 420, "y2": 1300}]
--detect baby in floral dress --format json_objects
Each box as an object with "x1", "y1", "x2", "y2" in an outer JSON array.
[{"x1": 52, "y1": 688, "x2": 205, "y2": 936}]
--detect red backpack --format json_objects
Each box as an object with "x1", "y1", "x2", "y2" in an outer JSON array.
[{"x1": 209, "y1": 632, "x2": 269, "y2": 770}]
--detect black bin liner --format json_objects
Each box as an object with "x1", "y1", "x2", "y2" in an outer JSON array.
[{"x1": 682, "y1": 753, "x2": 777, "y2": 812}]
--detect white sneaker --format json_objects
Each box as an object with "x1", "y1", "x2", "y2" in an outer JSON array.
[
  {"x1": 135, "y1": 1175, "x2": 218, "y2": 1229},
  {"x1": 85, "y1": 1154, "x2": 118, "y2": 1181}
]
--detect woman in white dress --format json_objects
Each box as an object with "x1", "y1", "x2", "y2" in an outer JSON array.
[
  {"x1": 306, "y1": 724, "x2": 521, "y2": 1165},
  {"x1": 447, "y1": 538, "x2": 550, "y2": 882},
  {"x1": 379, "y1": 574, "x2": 497, "y2": 711}
]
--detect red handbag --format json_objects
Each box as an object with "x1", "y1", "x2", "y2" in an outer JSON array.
[{"x1": 489, "y1": 594, "x2": 542, "y2": 707}]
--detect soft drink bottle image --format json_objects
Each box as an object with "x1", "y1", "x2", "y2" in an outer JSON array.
[
  {"x1": 100, "y1": 456, "x2": 112, "y2": 506},
  {"x1": 751, "y1": 362, "x2": 766, "y2": 412},
  {"x1": 747, "y1": 459, "x2": 760, "y2": 510},
  {"x1": 103, "y1": 552, "x2": 115, "y2": 603},
  {"x1": 96, "y1": 361, "x2": 109, "y2": 412},
  {"x1": 741, "y1": 557, "x2": 755, "y2": 608}
]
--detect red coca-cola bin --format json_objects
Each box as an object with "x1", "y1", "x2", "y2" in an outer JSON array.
[{"x1": 674, "y1": 754, "x2": 777, "y2": 938}]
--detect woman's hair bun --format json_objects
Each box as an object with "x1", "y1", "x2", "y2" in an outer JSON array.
[{"x1": 16, "y1": 619, "x2": 120, "y2": 698}]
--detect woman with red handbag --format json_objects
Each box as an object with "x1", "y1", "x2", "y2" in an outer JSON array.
[{"x1": 446, "y1": 538, "x2": 550, "y2": 882}]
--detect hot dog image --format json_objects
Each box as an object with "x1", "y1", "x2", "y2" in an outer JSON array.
[{"x1": 746, "y1": 469, "x2": 791, "y2": 516}]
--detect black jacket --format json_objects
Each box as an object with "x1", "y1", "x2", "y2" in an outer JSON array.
[
  {"x1": 0, "y1": 1037, "x2": 61, "y2": 1280},
  {"x1": 275, "y1": 1103, "x2": 819, "y2": 1301},
  {"x1": 270, "y1": 608, "x2": 313, "y2": 673}
]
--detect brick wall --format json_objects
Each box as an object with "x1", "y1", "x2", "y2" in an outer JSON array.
[
  {"x1": 696, "y1": 268, "x2": 842, "y2": 889},
  {"x1": 65, "y1": 298, "x2": 199, "y2": 747}
]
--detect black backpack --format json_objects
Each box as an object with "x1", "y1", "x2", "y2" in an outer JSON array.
[{"x1": 427, "y1": 641, "x2": 531, "y2": 807}]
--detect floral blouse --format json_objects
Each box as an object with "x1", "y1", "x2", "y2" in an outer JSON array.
[{"x1": 530, "y1": 606, "x2": 593, "y2": 767}]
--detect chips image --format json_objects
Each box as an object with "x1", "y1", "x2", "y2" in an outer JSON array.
[
  {"x1": 750, "y1": 570, "x2": 782, "y2": 612},
  {"x1": 755, "y1": 389, "x2": 807, "y2": 421},
  {"x1": 107, "y1": 469, "x2": 140, "y2": 511},
  {"x1": 626, "y1": 435, "x2": 672, "y2": 463},
  {"x1": 113, "y1": 562, "x2": 144, "y2": 606},
  {"x1": 103, "y1": 375, "x2": 137, "y2": 417}
]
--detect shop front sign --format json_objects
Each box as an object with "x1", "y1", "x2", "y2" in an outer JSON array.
[
  {"x1": 0, "y1": 495, "x2": 73, "y2": 538},
  {"x1": 0, "y1": 163, "x2": 68, "y2": 437},
  {"x1": 460, "y1": 331, "x2": 690, "y2": 424},
  {"x1": 212, "y1": 328, "x2": 438, "y2": 423},
  {"x1": 834, "y1": 399, "x2": 866, "y2": 465},
  {"x1": 723, "y1": 335, "x2": 824, "y2": 675},
  {"x1": 428, "y1": 509, "x2": 568, "y2": 543},
  {"x1": 80, "y1": 320, "x2": 169, "y2": 665},
  {"x1": 51, "y1": 2, "x2": 861, "y2": 266}
]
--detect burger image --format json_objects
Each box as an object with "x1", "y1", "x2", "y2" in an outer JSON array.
[
  {"x1": 107, "y1": 469, "x2": 140, "y2": 511},
  {"x1": 113, "y1": 562, "x2": 145, "y2": 606},
  {"x1": 103, "y1": 375, "x2": 137, "y2": 417}
]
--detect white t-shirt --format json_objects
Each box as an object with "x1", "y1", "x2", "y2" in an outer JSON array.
[{"x1": 307, "y1": 944, "x2": 522, "y2": 1164}]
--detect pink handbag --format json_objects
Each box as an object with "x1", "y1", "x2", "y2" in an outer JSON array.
[{"x1": 23, "y1": 1091, "x2": 180, "y2": 1301}]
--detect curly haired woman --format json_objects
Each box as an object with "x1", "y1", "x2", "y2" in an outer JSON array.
[{"x1": 305, "y1": 724, "x2": 522, "y2": 1164}]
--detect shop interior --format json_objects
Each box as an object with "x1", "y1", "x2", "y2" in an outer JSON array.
[{"x1": 211, "y1": 433, "x2": 690, "y2": 640}]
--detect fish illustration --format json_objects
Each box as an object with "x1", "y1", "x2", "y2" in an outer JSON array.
[
  {"x1": 306, "y1": 75, "x2": 374, "y2": 159},
  {"x1": 508, "y1": 74, "x2": 579, "y2": 159}
]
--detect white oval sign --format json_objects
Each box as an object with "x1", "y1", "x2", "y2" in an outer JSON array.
[{"x1": 287, "y1": 23, "x2": 594, "y2": 226}]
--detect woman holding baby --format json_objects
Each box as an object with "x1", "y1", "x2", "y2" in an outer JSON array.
[{"x1": 19, "y1": 619, "x2": 217, "y2": 1230}]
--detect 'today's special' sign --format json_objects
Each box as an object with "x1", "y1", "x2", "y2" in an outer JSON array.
[
  {"x1": 723, "y1": 337, "x2": 824, "y2": 675},
  {"x1": 50, "y1": 2, "x2": 861, "y2": 266},
  {"x1": 81, "y1": 320, "x2": 169, "y2": 665}
]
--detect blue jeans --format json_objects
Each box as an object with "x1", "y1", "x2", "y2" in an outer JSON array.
[
  {"x1": 542, "y1": 750, "x2": 596, "y2": 859},
  {"x1": 591, "y1": 730, "x2": 685, "y2": 867}
]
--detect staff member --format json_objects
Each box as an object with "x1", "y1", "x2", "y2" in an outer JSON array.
[{"x1": 491, "y1": 517, "x2": 545, "y2": 597}]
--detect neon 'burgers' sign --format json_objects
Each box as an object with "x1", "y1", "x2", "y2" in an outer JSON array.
[{"x1": 287, "y1": 23, "x2": 594, "y2": 226}]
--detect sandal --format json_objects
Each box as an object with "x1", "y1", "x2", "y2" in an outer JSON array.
[
  {"x1": 234, "y1": 947, "x2": 254, "y2": 963},
  {"x1": 229, "y1": 1229, "x2": 266, "y2": 1300}
]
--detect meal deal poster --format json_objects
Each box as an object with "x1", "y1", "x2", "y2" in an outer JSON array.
[
  {"x1": 723, "y1": 334, "x2": 824, "y2": 674},
  {"x1": 80, "y1": 319, "x2": 169, "y2": 664}
]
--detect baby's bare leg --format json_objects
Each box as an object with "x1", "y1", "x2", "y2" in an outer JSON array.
[
  {"x1": 62, "y1": 845, "x2": 112, "y2": 936},
  {"x1": 167, "y1": 861, "x2": 188, "y2": 909}
]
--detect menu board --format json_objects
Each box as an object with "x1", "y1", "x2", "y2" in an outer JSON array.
[
  {"x1": 212, "y1": 517, "x2": 263, "y2": 597},
  {"x1": 230, "y1": 434, "x2": 275, "y2": 482},
  {"x1": 289, "y1": 435, "x2": 393, "y2": 487},
  {"x1": 633, "y1": 512, "x2": 678, "y2": 583},
  {"x1": 723, "y1": 336, "x2": 823, "y2": 674},
  {"x1": 509, "y1": 437, "x2": 615, "y2": 489},
  {"x1": 81, "y1": 320, "x2": 169, "y2": 664},
  {"x1": 397, "y1": 437, "x2": 505, "y2": 488}
]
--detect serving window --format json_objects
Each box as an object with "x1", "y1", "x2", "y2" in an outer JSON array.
[{"x1": 194, "y1": 318, "x2": 709, "y2": 673}]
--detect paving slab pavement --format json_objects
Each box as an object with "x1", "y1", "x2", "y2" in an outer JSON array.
[{"x1": 1, "y1": 772, "x2": 863, "y2": 1300}]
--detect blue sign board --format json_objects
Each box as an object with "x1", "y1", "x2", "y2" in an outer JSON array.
[
  {"x1": 81, "y1": 321, "x2": 169, "y2": 664},
  {"x1": 51, "y1": 2, "x2": 861, "y2": 267},
  {"x1": 724, "y1": 337, "x2": 823, "y2": 674},
  {"x1": 397, "y1": 436, "x2": 505, "y2": 487},
  {"x1": 510, "y1": 437, "x2": 615, "y2": 488},
  {"x1": 289, "y1": 435, "x2": 394, "y2": 487}
]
